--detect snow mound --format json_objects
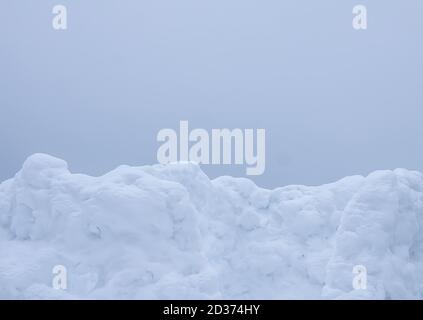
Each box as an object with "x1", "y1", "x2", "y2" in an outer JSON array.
[{"x1": 1, "y1": 154, "x2": 423, "y2": 299}]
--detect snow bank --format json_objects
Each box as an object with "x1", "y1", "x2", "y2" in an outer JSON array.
[{"x1": 1, "y1": 153, "x2": 423, "y2": 299}]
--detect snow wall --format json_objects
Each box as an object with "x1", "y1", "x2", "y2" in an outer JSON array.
[{"x1": 1, "y1": 154, "x2": 423, "y2": 299}]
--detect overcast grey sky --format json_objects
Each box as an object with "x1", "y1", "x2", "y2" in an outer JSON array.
[{"x1": 1, "y1": 0, "x2": 422, "y2": 188}]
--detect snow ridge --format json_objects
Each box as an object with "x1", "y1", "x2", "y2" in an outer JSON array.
[{"x1": 1, "y1": 154, "x2": 423, "y2": 299}]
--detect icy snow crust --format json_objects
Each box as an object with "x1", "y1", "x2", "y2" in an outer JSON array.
[{"x1": 1, "y1": 154, "x2": 423, "y2": 299}]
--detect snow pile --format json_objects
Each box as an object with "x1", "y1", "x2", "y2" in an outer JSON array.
[{"x1": 1, "y1": 154, "x2": 423, "y2": 299}]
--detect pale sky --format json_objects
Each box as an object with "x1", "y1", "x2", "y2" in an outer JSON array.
[{"x1": 1, "y1": 0, "x2": 422, "y2": 188}]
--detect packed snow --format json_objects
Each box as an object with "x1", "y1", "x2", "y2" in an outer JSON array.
[{"x1": 1, "y1": 153, "x2": 423, "y2": 299}]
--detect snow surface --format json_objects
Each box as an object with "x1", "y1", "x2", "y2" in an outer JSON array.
[{"x1": 1, "y1": 153, "x2": 423, "y2": 299}]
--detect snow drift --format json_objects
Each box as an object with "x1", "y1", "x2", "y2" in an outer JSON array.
[{"x1": 1, "y1": 153, "x2": 423, "y2": 299}]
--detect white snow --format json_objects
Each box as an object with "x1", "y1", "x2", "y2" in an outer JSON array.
[{"x1": 1, "y1": 153, "x2": 423, "y2": 299}]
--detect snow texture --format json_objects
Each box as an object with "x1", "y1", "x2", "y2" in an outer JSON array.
[{"x1": 1, "y1": 153, "x2": 423, "y2": 299}]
